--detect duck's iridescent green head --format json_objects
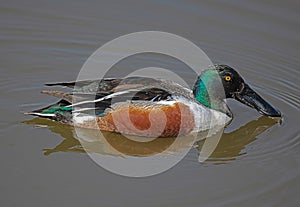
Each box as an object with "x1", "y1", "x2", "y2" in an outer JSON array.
[{"x1": 193, "y1": 65, "x2": 281, "y2": 117}]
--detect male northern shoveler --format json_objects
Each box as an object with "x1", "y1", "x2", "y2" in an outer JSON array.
[{"x1": 26, "y1": 65, "x2": 281, "y2": 137}]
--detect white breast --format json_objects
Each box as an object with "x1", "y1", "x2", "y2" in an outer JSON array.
[{"x1": 172, "y1": 96, "x2": 231, "y2": 133}]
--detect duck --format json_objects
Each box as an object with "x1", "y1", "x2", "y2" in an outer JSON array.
[{"x1": 26, "y1": 65, "x2": 281, "y2": 137}]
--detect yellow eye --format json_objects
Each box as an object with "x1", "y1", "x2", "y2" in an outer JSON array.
[{"x1": 225, "y1": 76, "x2": 231, "y2": 81}]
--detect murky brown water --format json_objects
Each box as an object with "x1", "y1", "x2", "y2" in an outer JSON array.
[{"x1": 1, "y1": 0, "x2": 299, "y2": 206}]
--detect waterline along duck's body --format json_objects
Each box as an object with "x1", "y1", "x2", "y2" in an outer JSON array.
[{"x1": 26, "y1": 65, "x2": 281, "y2": 137}]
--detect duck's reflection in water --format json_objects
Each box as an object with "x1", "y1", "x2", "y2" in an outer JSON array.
[
  {"x1": 23, "y1": 116, "x2": 278, "y2": 163},
  {"x1": 196, "y1": 116, "x2": 278, "y2": 163}
]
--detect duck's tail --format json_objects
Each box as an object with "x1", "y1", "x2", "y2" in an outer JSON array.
[{"x1": 25, "y1": 99, "x2": 73, "y2": 124}]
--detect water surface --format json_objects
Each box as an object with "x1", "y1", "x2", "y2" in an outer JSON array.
[{"x1": 1, "y1": 0, "x2": 299, "y2": 206}]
